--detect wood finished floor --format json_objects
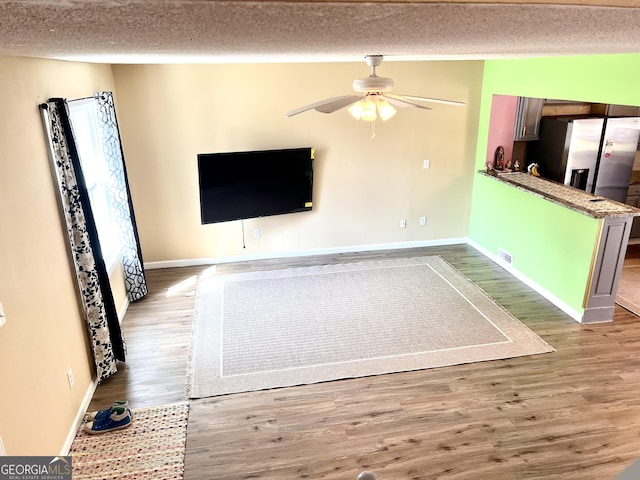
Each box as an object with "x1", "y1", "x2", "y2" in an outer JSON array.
[{"x1": 89, "y1": 244, "x2": 640, "y2": 479}]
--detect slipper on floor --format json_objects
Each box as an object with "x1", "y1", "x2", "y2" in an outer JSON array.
[
  {"x1": 84, "y1": 400, "x2": 131, "y2": 422},
  {"x1": 83, "y1": 405, "x2": 132, "y2": 434}
]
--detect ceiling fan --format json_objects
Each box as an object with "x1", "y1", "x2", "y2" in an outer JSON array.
[{"x1": 287, "y1": 55, "x2": 465, "y2": 123}]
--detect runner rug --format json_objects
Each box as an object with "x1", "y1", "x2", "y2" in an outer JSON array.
[
  {"x1": 187, "y1": 256, "x2": 553, "y2": 398},
  {"x1": 69, "y1": 402, "x2": 189, "y2": 479}
]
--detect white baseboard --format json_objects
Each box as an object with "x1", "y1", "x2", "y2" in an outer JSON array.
[
  {"x1": 144, "y1": 238, "x2": 468, "y2": 270},
  {"x1": 147, "y1": 238, "x2": 584, "y2": 323},
  {"x1": 467, "y1": 239, "x2": 583, "y2": 323},
  {"x1": 61, "y1": 378, "x2": 98, "y2": 456},
  {"x1": 118, "y1": 297, "x2": 130, "y2": 325}
]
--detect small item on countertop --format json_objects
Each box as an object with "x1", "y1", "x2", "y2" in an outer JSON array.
[{"x1": 494, "y1": 145, "x2": 505, "y2": 171}]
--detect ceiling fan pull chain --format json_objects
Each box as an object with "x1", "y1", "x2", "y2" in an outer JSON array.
[{"x1": 371, "y1": 119, "x2": 376, "y2": 140}]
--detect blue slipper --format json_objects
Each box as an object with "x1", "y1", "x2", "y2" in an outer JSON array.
[
  {"x1": 84, "y1": 400, "x2": 131, "y2": 422},
  {"x1": 83, "y1": 405, "x2": 132, "y2": 434}
]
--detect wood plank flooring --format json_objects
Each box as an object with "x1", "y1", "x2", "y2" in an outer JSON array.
[{"x1": 89, "y1": 244, "x2": 640, "y2": 479}]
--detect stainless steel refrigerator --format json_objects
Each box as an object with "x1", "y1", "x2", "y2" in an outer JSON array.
[{"x1": 530, "y1": 116, "x2": 640, "y2": 203}]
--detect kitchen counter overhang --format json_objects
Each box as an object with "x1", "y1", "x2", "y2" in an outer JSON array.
[
  {"x1": 478, "y1": 170, "x2": 639, "y2": 323},
  {"x1": 479, "y1": 170, "x2": 640, "y2": 219}
]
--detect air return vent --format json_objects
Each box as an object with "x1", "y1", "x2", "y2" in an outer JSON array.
[{"x1": 498, "y1": 248, "x2": 513, "y2": 264}]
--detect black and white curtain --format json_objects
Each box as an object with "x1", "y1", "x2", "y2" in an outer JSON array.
[
  {"x1": 95, "y1": 92, "x2": 147, "y2": 301},
  {"x1": 40, "y1": 94, "x2": 147, "y2": 382}
]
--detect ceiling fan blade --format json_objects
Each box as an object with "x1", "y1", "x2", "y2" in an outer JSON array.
[
  {"x1": 314, "y1": 95, "x2": 363, "y2": 113},
  {"x1": 287, "y1": 95, "x2": 362, "y2": 117},
  {"x1": 387, "y1": 93, "x2": 465, "y2": 107},
  {"x1": 383, "y1": 95, "x2": 432, "y2": 110}
]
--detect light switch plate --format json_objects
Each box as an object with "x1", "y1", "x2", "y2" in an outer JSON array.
[{"x1": 0, "y1": 302, "x2": 5, "y2": 328}]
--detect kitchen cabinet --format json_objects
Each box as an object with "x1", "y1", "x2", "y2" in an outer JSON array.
[
  {"x1": 513, "y1": 97, "x2": 544, "y2": 141},
  {"x1": 607, "y1": 104, "x2": 640, "y2": 117}
]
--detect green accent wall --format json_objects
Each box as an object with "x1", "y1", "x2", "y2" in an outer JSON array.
[
  {"x1": 473, "y1": 175, "x2": 598, "y2": 312},
  {"x1": 470, "y1": 54, "x2": 640, "y2": 317}
]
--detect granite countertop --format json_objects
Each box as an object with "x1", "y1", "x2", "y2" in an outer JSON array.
[{"x1": 480, "y1": 171, "x2": 640, "y2": 218}]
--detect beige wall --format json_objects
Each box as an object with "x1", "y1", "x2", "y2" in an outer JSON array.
[
  {"x1": 0, "y1": 57, "x2": 480, "y2": 454},
  {"x1": 113, "y1": 61, "x2": 483, "y2": 263},
  {"x1": 0, "y1": 56, "x2": 118, "y2": 454}
]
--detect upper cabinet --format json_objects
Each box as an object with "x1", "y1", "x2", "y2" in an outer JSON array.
[
  {"x1": 513, "y1": 97, "x2": 544, "y2": 141},
  {"x1": 606, "y1": 104, "x2": 640, "y2": 117}
]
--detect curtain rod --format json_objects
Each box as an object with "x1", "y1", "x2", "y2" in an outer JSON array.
[
  {"x1": 40, "y1": 93, "x2": 109, "y2": 109},
  {"x1": 69, "y1": 95, "x2": 97, "y2": 103},
  {"x1": 70, "y1": 93, "x2": 109, "y2": 103}
]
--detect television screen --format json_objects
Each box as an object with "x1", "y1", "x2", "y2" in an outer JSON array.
[{"x1": 197, "y1": 147, "x2": 314, "y2": 224}]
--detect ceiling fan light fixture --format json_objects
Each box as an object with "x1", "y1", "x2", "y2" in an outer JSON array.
[
  {"x1": 348, "y1": 99, "x2": 378, "y2": 122},
  {"x1": 360, "y1": 99, "x2": 378, "y2": 122},
  {"x1": 376, "y1": 98, "x2": 397, "y2": 121},
  {"x1": 348, "y1": 100, "x2": 365, "y2": 120}
]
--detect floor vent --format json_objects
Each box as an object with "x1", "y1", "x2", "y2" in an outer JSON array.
[{"x1": 498, "y1": 248, "x2": 513, "y2": 264}]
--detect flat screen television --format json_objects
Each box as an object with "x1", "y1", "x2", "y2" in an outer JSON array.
[{"x1": 197, "y1": 147, "x2": 314, "y2": 224}]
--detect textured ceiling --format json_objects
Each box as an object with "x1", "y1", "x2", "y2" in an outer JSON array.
[{"x1": 1, "y1": 0, "x2": 640, "y2": 63}]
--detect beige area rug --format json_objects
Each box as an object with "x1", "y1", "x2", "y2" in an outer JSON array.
[
  {"x1": 616, "y1": 265, "x2": 640, "y2": 316},
  {"x1": 187, "y1": 256, "x2": 554, "y2": 398},
  {"x1": 69, "y1": 402, "x2": 189, "y2": 479}
]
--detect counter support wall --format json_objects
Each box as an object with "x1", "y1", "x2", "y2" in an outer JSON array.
[{"x1": 583, "y1": 216, "x2": 634, "y2": 323}]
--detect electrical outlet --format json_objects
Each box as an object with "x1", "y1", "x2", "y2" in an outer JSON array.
[
  {"x1": 419, "y1": 216, "x2": 427, "y2": 226},
  {"x1": 67, "y1": 368, "x2": 74, "y2": 389},
  {"x1": 0, "y1": 302, "x2": 5, "y2": 328},
  {"x1": 423, "y1": 159, "x2": 430, "y2": 169},
  {"x1": 253, "y1": 228, "x2": 261, "y2": 238},
  {"x1": 400, "y1": 219, "x2": 406, "y2": 228}
]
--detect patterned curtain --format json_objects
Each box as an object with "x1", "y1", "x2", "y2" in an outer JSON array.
[
  {"x1": 40, "y1": 98, "x2": 125, "y2": 383},
  {"x1": 94, "y1": 91, "x2": 148, "y2": 301}
]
